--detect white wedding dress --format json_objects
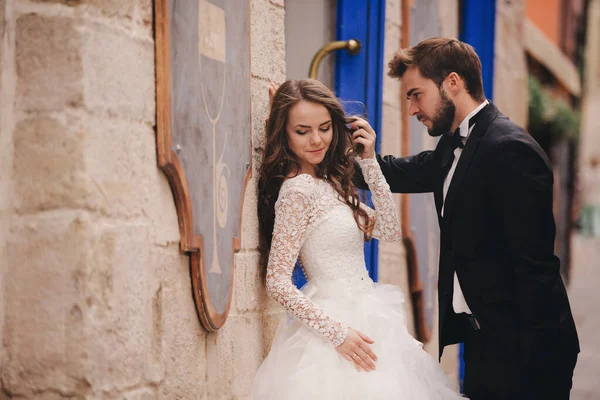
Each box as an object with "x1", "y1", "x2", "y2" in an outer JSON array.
[{"x1": 251, "y1": 157, "x2": 464, "y2": 399}]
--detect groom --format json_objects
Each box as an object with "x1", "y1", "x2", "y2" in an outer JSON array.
[{"x1": 355, "y1": 37, "x2": 579, "y2": 399}]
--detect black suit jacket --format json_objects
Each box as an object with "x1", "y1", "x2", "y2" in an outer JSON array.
[{"x1": 355, "y1": 103, "x2": 579, "y2": 370}]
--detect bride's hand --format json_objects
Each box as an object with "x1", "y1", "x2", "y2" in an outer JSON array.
[
  {"x1": 336, "y1": 327, "x2": 378, "y2": 372},
  {"x1": 265, "y1": 82, "x2": 279, "y2": 125},
  {"x1": 350, "y1": 117, "x2": 376, "y2": 159},
  {"x1": 268, "y1": 81, "x2": 278, "y2": 105}
]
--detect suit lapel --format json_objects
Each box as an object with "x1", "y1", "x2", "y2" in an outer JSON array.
[
  {"x1": 434, "y1": 136, "x2": 454, "y2": 219},
  {"x1": 443, "y1": 103, "x2": 499, "y2": 218}
]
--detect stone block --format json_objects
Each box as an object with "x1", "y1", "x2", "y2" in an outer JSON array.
[
  {"x1": 261, "y1": 309, "x2": 282, "y2": 353},
  {"x1": 83, "y1": 116, "x2": 175, "y2": 224},
  {"x1": 29, "y1": 0, "x2": 151, "y2": 25},
  {"x1": 206, "y1": 324, "x2": 233, "y2": 399},
  {"x1": 16, "y1": 13, "x2": 83, "y2": 112},
  {"x1": 251, "y1": 77, "x2": 270, "y2": 154},
  {"x1": 494, "y1": 0, "x2": 528, "y2": 128},
  {"x1": 268, "y1": 0, "x2": 284, "y2": 7},
  {"x1": 250, "y1": 0, "x2": 285, "y2": 82},
  {"x1": 240, "y1": 176, "x2": 259, "y2": 251},
  {"x1": 81, "y1": 21, "x2": 154, "y2": 123},
  {"x1": 207, "y1": 315, "x2": 264, "y2": 399},
  {"x1": 380, "y1": 102, "x2": 402, "y2": 155},
  {"x1": 82, "y1": 224, "x2": 156, "y2": 391},
  {"x1": 29, "y1": 0, "x2": 84, "y2": 6},
  {"x1": 115, "y1": 388, "x2": 157, "y2": 400},
  {"x1": 231, "y1": 316, "x2": 265, "y2": 398},
  {"x1": 84, "y1": 0, "x2": 152, "y2": 25},
  {"x1": 152, "y1": 246, "x2": 207, "y2": 400},
  {"x1": 438, "y1": 0, "x2": 459, "y2": 38},
  {"x1": 383, "y1": 20, "x2": 402, "y2": 108},
  {"x1": 12, "y1": 116, "x2": 92, "y2": 213},
  {"x1": 386, "y1": 0, "x2": 401, "y2": 27},
  {"x1": 3, "y1": 211, "x2": 90, "y2": 396},
  {"x1": 233, "y1": 251, "x2": 264, "y2": 313}
]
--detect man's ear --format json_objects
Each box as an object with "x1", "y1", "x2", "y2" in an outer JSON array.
[{"x1": 444, "y1": 72, "x2": 461, "y2": 94}]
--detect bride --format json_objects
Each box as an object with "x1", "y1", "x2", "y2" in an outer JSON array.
[{"x1": 251, "y1": 79, "x2": 464, "y2": 399}]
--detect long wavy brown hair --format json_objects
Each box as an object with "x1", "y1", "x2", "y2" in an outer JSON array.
[{"x1": 257, "y1": 79, "x2": 374, "y2": 282}]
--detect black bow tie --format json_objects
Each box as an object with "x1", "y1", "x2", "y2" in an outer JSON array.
[{"x1": 445, "y1": 128, "x2": 464, "y2": 151}]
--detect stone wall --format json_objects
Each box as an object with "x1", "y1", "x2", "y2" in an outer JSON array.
[
  {"x1": 494, "y1": 0, "x2": 528, "y2": 127},
  {"x1": 0, "y1": 0, "x2": 208, "y2": 398},
  {"x1": 0, "y1": 0, "x2": 10, "y2": 385},
  {"x1": 378, "y1": 0, "x2": 412, "y2": 335},
  {"x1": 0, "y1": 0, "x2": 467, "y2": 398}
]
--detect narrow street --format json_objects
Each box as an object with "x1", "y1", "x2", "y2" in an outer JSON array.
[{"x1": 570, "y1": 235, "x2": 600, "y2": 399}]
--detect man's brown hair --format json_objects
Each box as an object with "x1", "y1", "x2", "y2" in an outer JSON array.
[{"x1": 388, "y1": 37, "x2": 486, "y2": 102}]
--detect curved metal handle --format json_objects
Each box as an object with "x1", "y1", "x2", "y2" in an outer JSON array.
[{"x1": 308, "y1": 39, "x2": 362, "y2": 79}]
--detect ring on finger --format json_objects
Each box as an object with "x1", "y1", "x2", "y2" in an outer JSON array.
[{"x1": 351, "y1": 353, "x2": 359, "y2": 359}]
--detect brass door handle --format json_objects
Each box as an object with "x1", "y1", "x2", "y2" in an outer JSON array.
[{"x1": 308, "y1": 39, "x2": 362, "y2": 79}]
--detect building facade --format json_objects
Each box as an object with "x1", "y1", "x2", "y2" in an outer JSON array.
[{"x1": 0, "y1": 0, "x2": 529, "y2": 398}]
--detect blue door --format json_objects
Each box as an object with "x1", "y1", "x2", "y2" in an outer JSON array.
[
  {"x1": 293, "y1": 0, "x2": 386, "y2": 288},
  {"x1": 335, "y1": 0, "x2": 386, "y2": 282}
]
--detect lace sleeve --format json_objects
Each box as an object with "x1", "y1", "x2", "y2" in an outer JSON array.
[
  {"x1": 357, "y1": 157, "x2": 402, "y2": 242},
  {"x1": 265, "y1": 187, "x2": 349, "y2": 347}
]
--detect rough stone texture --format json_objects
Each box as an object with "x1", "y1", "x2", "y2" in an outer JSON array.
[
  {"x1": 83, "y1": 0, "x2": 152, "y2": 25},
  {"x1": 438, "y1": 0, "x2": 459, "y2": 38},
  {"x1": 240, "y1": 164, "x2": 260, "y2": 251},
  {"x1": 232, "y1": 251, "x2": 265, "y2": 314},
  {"x1": 154, "y1": 246, "x2": 207, "y2": 400},
  {"x1": 251, "y1": 77, "x2": 271, "y2": 154},
  {"x1": 81, "y1": 21, "x2": 155, "y2": 122},
  {"x1": 494, "y1": 0, "x2": 528, "y2": 128},
  {"x1": 83, "y1": 116, "x2": 162, "y2": 218},
  {"x1": 15, "y1": 13, "x2": 84, "y2": 112},
  {"x1": 82, "y1": 224, "x2": 159, "y2": 393},
  {"x1": 378, "y1": 0, "x2": 416, "y2": 340},
  {"x1": 3, "y1": 212, "x2": 90, "y2": 397},
  {"x1": 30, "y1": 0, "x2": 152, "y2": 25},
  {"x1": 380, "y1": 102, "x2": 402, "y2": 152},
  {"x1": 3, "y1": 0, "x2": 205, "y2": 398},
  {"x1": 386, "y1": 0, "x2": 401, "y2": 26},
  {"x1": 0, "y1": 0, "x2": 473, "y2": 398},
  {"x1": 12, "y1": 115, "x2": 92, "y2": 214},
  {"x1": 0, "y1": 0, "x2": 13, "y2": 382},
  {"x1": 268, "y1": 0, "x2": 284, "y2": 8},
  {"x1": 30, "y1": 0, "x2": 84, "y2": 6},
  {"x1": 250, "y1": 0, "x2": 285, "y2": 82},
  {"x1": 382, "y1": 20, "x2": 401, "y2": 108},
  {"x1": 206, "y1": 315, "x2": 264, "y2": 399}
]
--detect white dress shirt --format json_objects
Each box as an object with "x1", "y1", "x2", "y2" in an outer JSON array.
[{"x1": 442, "y1": 100, "x2": 489, "y2": 315}]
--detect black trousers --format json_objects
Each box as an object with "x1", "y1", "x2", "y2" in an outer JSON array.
[{"x1": 463, "y1": 328, "x2": 578, "y2": 400}]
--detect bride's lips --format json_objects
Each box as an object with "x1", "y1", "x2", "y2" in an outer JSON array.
[{"x1": 308, "y1": 148, "x2": 324, "y2": 154}]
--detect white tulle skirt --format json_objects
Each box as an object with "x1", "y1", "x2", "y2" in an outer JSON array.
[{"x1": 251, "y1": 278, "x2": 465, "y2": 399}]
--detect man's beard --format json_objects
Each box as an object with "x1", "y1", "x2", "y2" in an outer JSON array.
[{"x1": 426, "y1": 88, "x2": 456, "y2": 137}]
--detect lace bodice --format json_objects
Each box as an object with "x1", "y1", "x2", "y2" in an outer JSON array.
[{"x1": 265, "y1": 158, "x2": 401, "y2": 347}]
